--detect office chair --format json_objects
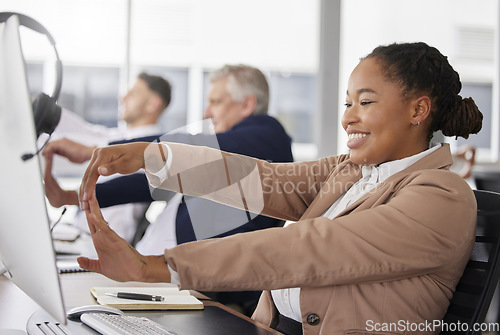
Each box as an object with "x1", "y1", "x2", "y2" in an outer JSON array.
[
  {"x1": 474, "y1": 170, "x2": 500, "y2": 194},
  {"x1": 440, "y1": 189, "x2": 500, "y2": 334}
]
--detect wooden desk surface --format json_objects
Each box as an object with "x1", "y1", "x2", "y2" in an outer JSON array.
[{"x1": 0, "y1": 272, "x2": 278, "y2": 334}]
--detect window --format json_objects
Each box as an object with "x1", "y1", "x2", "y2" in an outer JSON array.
[
  {"x1": 5, "y1": 0, "x2": 320, "y2": 161},
  {"x1": 268, "y1": 72, "x2": 316, "y2": 143},
  {"x1": 339, "y1": 0, "x2": 498, "y2": 162},
  {"x1": 59, "y1": 66, "x2": 120, "y2": 127}
]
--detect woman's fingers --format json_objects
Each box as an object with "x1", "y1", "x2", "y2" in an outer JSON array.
[
  {"x1": 79, "y1": 149, "x2": 120, "y2": 209},
  {"x1": 84, "y1": 195, "x2": 107, "y2": 234},
  {"x1": 82, "y1": 197, "x2": 150, "y2": 281},
  {"x1": 79, "y1": 143, "x2": 151, "y2": 210}
]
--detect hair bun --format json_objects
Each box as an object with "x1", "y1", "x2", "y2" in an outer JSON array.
[{"x1": 440, "y1": 96, "x2": 483, "y2": 139}]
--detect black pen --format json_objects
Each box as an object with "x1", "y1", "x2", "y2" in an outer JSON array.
[{"x1": 106, "y1": 292, "x2": 165, "y2": 301}]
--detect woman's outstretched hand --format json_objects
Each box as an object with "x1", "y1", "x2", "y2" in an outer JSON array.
[
  {"x1": 79, "y1": 142, "x2": 162, "y2": 209},
  {"x1": 77, "y1": 194, "x2": 171, "y2": 283}
]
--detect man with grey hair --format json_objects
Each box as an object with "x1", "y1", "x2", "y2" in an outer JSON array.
[
  {"x1": 203, "y1": 64, "x2": 269, "y2": 135},
  {"x1": 44, "y1": 64, "x2": 294, "y2": 316}
]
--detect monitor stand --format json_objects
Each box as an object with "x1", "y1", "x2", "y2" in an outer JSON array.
[
  {"x1": 26, "y1": 309, "x2": 97, "y2": 335},
  {"x1": 0, "y1": 260, "x2": 12, "y2": 278}
]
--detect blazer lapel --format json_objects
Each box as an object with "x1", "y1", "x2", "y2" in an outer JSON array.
[
  {"x1": 299, "y1": 144, "x2": 453, "y2": 221},
  {"x1": 301, "y1": 160, "x2": 362, "y2": 219}
]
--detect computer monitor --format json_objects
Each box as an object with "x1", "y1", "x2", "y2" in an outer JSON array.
[{"x1": 0, "y1": 15, "x2": 66, "y2": 324}]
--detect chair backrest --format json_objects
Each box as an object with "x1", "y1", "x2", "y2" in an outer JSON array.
[
  {"x1": 474, "y1": 170, "x2": 500, "y2": 194},
  {"x1": 440, "y1": 189, "x2": 500, "y2": 334}
]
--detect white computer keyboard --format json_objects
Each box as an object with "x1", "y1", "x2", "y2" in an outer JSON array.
[{"x1": 81, "y1": 313, "x2": 177, "y2": 335}]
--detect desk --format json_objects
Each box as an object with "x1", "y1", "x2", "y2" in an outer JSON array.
[{"x1": 0, "y1": 272, "x2": 280, "y2": 334}]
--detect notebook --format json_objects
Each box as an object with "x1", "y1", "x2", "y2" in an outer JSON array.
[{"x1": 91, "y1": 286, "x2": 204, "y2": 310}]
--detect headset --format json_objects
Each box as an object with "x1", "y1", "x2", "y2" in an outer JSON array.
[{"x1": 0, "y1": 12, "x2": 62, "y2": 146}]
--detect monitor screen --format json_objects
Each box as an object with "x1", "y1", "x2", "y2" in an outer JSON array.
[{"x1": 0, "y1": 15, "x2": 66, "y2": 324}]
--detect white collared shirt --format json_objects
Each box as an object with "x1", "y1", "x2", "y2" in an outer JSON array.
[
  {"x1": 135, "y1": 193, "x2": 182, "y2": 254},
  {"x1": 271, "y1": 144, "x2": 442, "y2": 323},
  {"x1": 52, "y1": 108, "x2": 162, "y2": 147}
]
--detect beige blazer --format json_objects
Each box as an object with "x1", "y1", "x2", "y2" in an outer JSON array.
[{"x1": 153, "y1": 143, "x2": 476, "y2": 335}]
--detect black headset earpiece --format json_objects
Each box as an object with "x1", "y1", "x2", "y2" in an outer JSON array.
[
  {"x1": 32, "y1": 93, "x2": 62, "y2": 137},
  {"x1": 0, "y1": 12, "x2": 62, "y2": 138}
]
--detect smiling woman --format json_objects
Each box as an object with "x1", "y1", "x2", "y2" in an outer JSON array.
[
  {"x1": 343, "y1": 57, "x2": 431, "y2": 165},
  {"x1": 343, "y1": 43, "x2": 482, "y2": 166},
  {"x1": 77, "y1": 42, "x2": 483, "y2": 335}
]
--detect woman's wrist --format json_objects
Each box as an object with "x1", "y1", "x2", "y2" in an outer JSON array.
[
  {"x1": 142, "y1": 255, "x2": 172, "y2": 283},
  {"x1": 144, "y1": 143, "x2": 168, "y2": 173}
]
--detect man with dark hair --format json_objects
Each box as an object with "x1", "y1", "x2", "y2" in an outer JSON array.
[
  {"x1": 48, "y1": 72, "x2": 172, "y2": 242},
  {"x1": 53, "y1": 72, "x2": 172, "y2": 148},
  {"x1": 137, "y1": 72, "x2": 172, "y2": 110}
]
